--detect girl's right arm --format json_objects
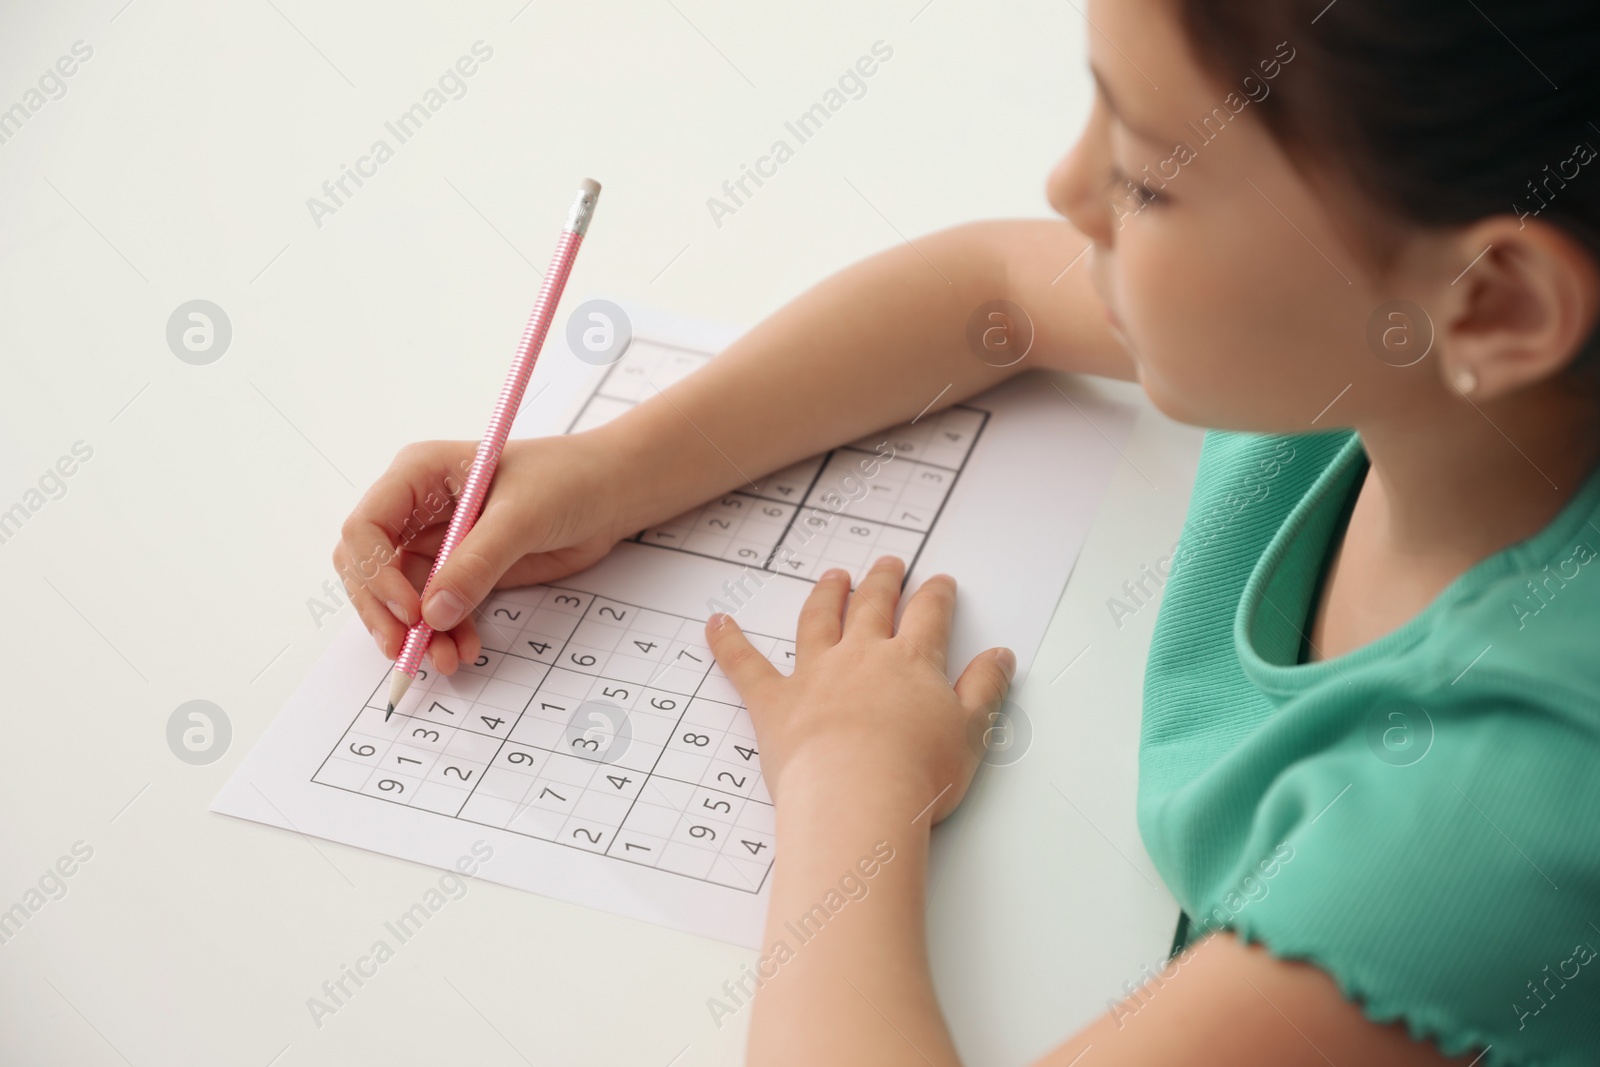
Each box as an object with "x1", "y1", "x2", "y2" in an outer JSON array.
[{"x1": 333, "y1": 218, "x2": 1132, "y2": 670}]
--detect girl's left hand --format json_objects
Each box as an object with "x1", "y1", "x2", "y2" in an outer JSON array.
[{"x1": 704, "y1": 556, "x2": 1016, "y2": 824}]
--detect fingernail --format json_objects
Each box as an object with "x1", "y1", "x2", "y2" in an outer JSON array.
[
  {"x1": 425, "y1": 590, "x2": 466, "y2": 630},
  {"x1": 821, "y1": 568, "x2": 849, "y2": 582},
  {"x1": 873, "y1": 555, "x2": 901, "y2": 570},
  {"x1": 997, "y1": 648, "x2": 1017, "y2": 682},
  {"x1": 707, "y1": 613, "x2": 729, "y2": 630},
  {"x1": 386, "y1": 600, "x2": 411, "y2": 626}
]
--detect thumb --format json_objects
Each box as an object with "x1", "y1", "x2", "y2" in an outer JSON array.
[
  {"x1": 954, "y1": 646, "x2": 1016, "y2": 713},
  {"x1": 422, "y1": 519, "x2": 523, "y2": 630}
]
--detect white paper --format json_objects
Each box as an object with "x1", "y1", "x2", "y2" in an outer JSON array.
[{"x1": 212, "y1": 299, "x2": 1138, "y2": 948}]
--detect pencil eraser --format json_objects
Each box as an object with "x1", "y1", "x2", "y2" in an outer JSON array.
[{"x1": 580, "y1": 178, "x2": 601, "y2": 197}]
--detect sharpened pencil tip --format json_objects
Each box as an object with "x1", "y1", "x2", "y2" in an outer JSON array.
[{"x1": 385, "y1": 703, "x2": 394, "y2": 721}]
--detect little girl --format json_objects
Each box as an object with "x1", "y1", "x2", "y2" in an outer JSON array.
[{"x1": 335, "y1": 0, "x2": 1600, "y2": 1062}]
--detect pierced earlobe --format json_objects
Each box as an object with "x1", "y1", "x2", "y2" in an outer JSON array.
[{"x1": 1450, "y1": 364, "x2": 1479, "y2": 396}]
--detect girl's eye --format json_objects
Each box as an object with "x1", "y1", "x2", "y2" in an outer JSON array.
[{"x1": 1109, "y1": 165, "x2": 1166, "y2": 208}]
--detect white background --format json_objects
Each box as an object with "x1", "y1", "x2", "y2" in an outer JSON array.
[{"x1": 0, "y1": 1, "x2": 1207, "y2": 1064}]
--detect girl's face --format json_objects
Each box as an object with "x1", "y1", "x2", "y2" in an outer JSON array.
[{"x1": 1049, "y1": 0, "x2": 1437, "y2": 433}]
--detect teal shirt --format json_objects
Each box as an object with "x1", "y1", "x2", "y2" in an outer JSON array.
[{"x1": 1139, "y1": 428, "x2": 1600, "y2": 1066}]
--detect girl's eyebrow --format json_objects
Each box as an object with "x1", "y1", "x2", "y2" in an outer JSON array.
[{"x1": 1091, "y1": 64, "x2": 1170, "y2": 144}]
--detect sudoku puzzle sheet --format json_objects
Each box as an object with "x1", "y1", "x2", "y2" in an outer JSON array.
[
  {"x1": 568, "y1": 339, "x2": 990, "y2": 583},
  {"x1": 312, "y1": 586, "x2": 789, "y2": 893}
]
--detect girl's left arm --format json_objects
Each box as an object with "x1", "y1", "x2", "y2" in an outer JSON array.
[{"x1": 706, "y1": 560, "x2": 1483, "y2": 1067}]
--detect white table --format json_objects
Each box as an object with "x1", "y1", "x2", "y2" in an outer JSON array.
[{"x1": 0, "y1": 2, "x2": 1205, "y2": 1063}]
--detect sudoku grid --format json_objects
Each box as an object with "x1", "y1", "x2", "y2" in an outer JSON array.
[
  {"x1": 567, "y1": 339, "x2": 991, "y2": 583},
  {"x1": 312, "y1": 586, "x2": 786, "y2": 893}
]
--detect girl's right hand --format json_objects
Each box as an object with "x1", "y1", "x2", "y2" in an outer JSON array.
[{"x1": 332, "y1": 432, "x2": 630, "y2": 674}]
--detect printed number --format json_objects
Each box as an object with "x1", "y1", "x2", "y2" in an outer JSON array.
[
  {"x1": 775, "y1": 485, "x2": 794, "y2": 496},
  {"x1": 573, "y1": 828, "x2": 602, "y2": 844},
  {"x1": 395, "y1": 756, "x2": 420, "y2": 766},
  {"x1": 412, "y1": 728, "x2": 440, "y2": 742},
  {"x1": 738, "y1": 548, "x2": 759, "y2": 559},
  {"x1": 598, "y1": 605, "x2": 628, "y2": 622},
  {"x1": 677, "y1": 649, "x2": 703, "y2": 663},
  {"x1": 479, "y1": 715, "x2": 504, "y2": 731},
  {"x1": 349, "y1": 742, "x2": 376, "y2": 757},
  {"x1": 652, "y1": 530, "x2": 679, "y2": 542},
  {"x1": 606, "y1": 775, "x2": 632, "y2": 790},
  {"x1": 493, "y1": 607, "x2": 522, "y2": 621},
  {"x1": 709, "y1": 518, "x2": 731, "y2": 530},
  {"x1": 378, "y1": 779, "x2": 404, "y2": 794},
  {"x1": 651, "y1": 696, "x2": 677, "y2": 710},
  {"x1": 850, "y1": 525, "x2": 870, "y2": 536},
  {"x1": 526, "y1": 639, "x2": 551, "y2": 654},
  {"x1": 702, "y1": 798, "x2": 731, "y2": 813},
  {"x1": 570, "y1": 653, "x2": 597, "y2": 666},
  {"x1": 443, "y1": 765, "x2": 473, "y2": 781},
  {"x1": 742, "y1": 839, "x2": 768, "y2": 855},
  {"x1": 689, "y1": 825, "x2": 716, "y2": 840},
  {"x1": 507, "y1": 750, "x2": 537, "y2": 766},
  {"x1": 763, "y1": 505, "x2": 783, "y2": 517},
  {"x1": 540, "y1": 786, "x2": 566, "y2": 801},
  {"x1": 428, "y1": 700, "x2": 454, "y2": 716},
  {"x1": 902, "y1": 511, "x2": 921, "y2": 523},
  {"x1": 717, "y1": 772, "x2": 747, "y2": 788},
  {"x1": 720, "y1": 497, "x2": 743, "y2": 508},
  {"x1": 683, "y1": 732, "x2": 710, "y2": 747},
  {"x1": 944, "y1": 431, "x2": 962, "y2": 442},
  {"x1": 734, "y1": 744, "x2": 758, "y2": 761},
  {"x1": 633, "y1": 640, "x2": 657, "y2": 653},
  {"x1": 473, "y1": 654, "x2": 489, "y2": 667},
  {"x1": 571, "y1": 736, "x2": 600, "y2": 752},
  {"x1": 921, "y1": 471, "x2": 944, "y2": 483},
  {"x1": 602, "y1": 686, "x2": 629, "y2": 700},
  {"x1": 554, "y1": 595, "x2": 582, "y2": 607},
  {"x1": 624, "y1": 842, "x2": 652, "y2": 851}
]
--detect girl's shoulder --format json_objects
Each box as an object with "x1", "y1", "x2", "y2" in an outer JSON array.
[{"x1": 1137, "y1": 428, "x2": 1600, "y2": 1066}]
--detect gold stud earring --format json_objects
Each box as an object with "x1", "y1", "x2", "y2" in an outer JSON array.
[{"x1": 1451, "y1": 364, "x2": 1478, "y2": 396}]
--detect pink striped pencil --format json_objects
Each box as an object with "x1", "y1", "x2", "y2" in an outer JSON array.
[{"x1": 385, "y1": 178, "x2": 601, "y2": 720}]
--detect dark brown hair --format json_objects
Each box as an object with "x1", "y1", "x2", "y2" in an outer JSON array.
[{"x1": 1180, "y1": 0, "x2": 1600, "y2": 364}]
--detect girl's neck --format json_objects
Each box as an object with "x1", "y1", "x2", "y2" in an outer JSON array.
[{"x1": 1356, "y1": 379, "x2": 1600, "y2": 581}]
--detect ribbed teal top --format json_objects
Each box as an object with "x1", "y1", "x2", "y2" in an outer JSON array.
[{"x1": 1139, "y1": 429, "x2": 1600, "y2": 1065}]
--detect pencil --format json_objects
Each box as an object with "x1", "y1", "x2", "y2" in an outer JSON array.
[{"x1": 385, "y1": 178, "x2": 601, "y2": 721}]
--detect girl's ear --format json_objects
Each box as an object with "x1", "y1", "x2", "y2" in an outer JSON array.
[{"x1": 1433, "y1": 216, "x2": 1600, "y2": 402}]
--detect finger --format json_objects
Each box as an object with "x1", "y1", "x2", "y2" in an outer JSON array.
[
  {"x1": 705, "y1": 613, "x2": 781, "y2": 701},
  {"x1": 334, "y1": 541, "x2": 410, "y2": 658},
  {"x1": 426, "y1": 629, "x2": 461, "y2": 674},
  {"x1": 843, "y1": 555, "x2": 905, "y2": 639},
  {"x1": 897, "y1": 573, "x2": 957, "y2": 672},
  {"x1": 419, "y1": 498, "x2": 528, "y2": 631},
  {"x1": 339, "y1": 446, "x2": 467, "y2": 628},
  {"x1": 400, "y1": 550, "x2": 482, "y2": 669},
  {"x1": 796, "y1": 568, "x2": 849, "y2": 657},
  {"x1": 953, "y1": 647, "x2": 1017, "y2": 713}
]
